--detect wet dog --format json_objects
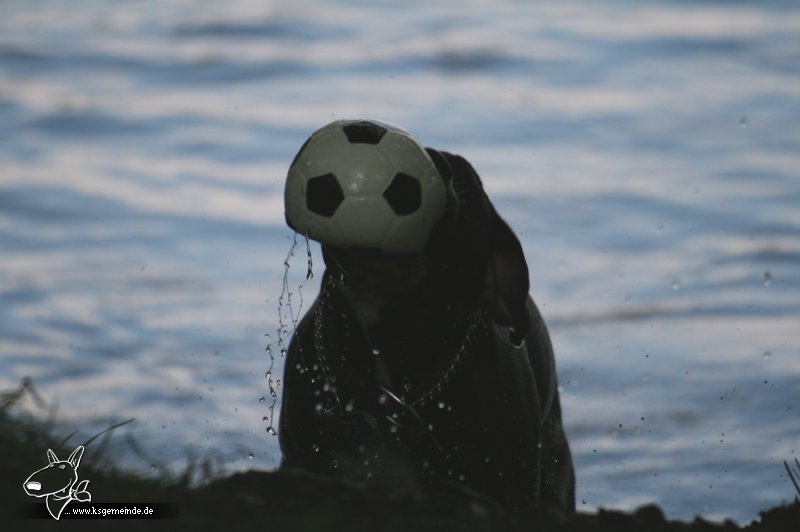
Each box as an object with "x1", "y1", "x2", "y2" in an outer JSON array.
[{"x1": 279, "y1": 148, "x2": 575, "y2": 512}]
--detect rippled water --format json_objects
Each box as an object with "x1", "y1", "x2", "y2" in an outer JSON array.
[{"x1": 1, "y1": 0, "x2": 799, "y2": 523}]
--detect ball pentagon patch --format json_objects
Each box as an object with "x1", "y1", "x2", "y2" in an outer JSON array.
[{"x1": 285, "y1": 119, "x2": 447, "y2": 254}]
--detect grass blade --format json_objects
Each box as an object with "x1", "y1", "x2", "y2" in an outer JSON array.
[{"x1": 784, "y1": 459, "x2": 800, "y2": 497}]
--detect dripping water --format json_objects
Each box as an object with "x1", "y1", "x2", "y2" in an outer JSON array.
[
  {"x1": 263, "y1": 232, "x2": 315, "y2": 437},
  {"x1": 305, "y1": 233, "x2": 314, "y2": 281}
]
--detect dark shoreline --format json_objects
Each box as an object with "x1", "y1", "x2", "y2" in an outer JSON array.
[
  {"x1": 2, "y1": 385, "x2": 797, "y2": 531},
  {"x1": 176, "y1": 468, "x2": 800, "y2": 531},
  {"x1": 4, "y1": 464, "x2": 798, "y2": 531}
]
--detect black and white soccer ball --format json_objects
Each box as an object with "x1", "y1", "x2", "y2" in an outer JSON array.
[{"x1": 284, "y1": 119, "x2": 447, "y2": 254}]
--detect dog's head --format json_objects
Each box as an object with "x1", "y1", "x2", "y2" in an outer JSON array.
[{"x1": 285, "y1": 120, "x2": 530, "y2": 345}]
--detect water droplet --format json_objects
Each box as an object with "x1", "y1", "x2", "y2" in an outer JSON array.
[
  {"x1": 266, "y1": 426, "x2": 277, "y2": 436},
  {"x1": 258, "y1": 396, "x2": 266, "y2": 403},
  {"x1": 739, "y1": 116, "x2": 748, "y2": 128},
  {"x1": 371, "y1": 348, "x2": 381, "y2": 356},
  {"x1": 762, "y1": 351, "x2": 772, "y2": 360},
  {"x1": 345, "y1": 401, "x2": 354, "y2": 412},
  {"x1": 248, "y1": 453, "x2": 255, "y2": 459},
  {"x1": 378, "y1": 394, "x2": 388, "y2": 405},
  {"x1": 437, "y1": 401, "x2": 446, "y2": 409},
  {"x1": 656, "y1": 223, "x2": 664, "y2": 234},
  {"x1": 763, "y1": 271, "x2": 772, "y2": 287},
  {"x1": 389, "y1": 425, "x2": 398, "y2": 433},
  {"x1": 314, "y1": 403, "x2": 324, "y2": 413},
  {"x1": 150, "y1": 464, "x2": 157, "y2": 471},
  {"x1": 671, "y1": 278, "x2": 681, "y2": 291}
]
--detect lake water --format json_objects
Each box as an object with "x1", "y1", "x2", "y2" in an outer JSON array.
[{"x1": 1, "y1": 0, "x2": 799, "y2": 524}]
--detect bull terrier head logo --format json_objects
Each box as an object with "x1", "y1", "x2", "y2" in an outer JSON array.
[{"x1": 23, "y1": 445, "x2": 92, "y2": 520}]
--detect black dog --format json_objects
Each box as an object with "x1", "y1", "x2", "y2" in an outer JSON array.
[{"x1": 279, "y1": 149, "x2": 575, "y2": 512}]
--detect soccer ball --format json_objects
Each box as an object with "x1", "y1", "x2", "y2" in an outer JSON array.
[{"x1": 284, "y1": 119, "x2": 448, "y2": 254}]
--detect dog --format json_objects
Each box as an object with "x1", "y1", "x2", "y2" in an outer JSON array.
[{"x1": 279, "y1": 146, "x2": 575, "y2": 512}]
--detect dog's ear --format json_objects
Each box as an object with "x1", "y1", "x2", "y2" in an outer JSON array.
[
  {"x1": 483, "y1": 204, "x2": 530, "y2": 346},
  {"x1": 435, "y1": 151, "x2": 531, "y2": 345},
  {"x1": 425, "y1": 148, "x2": 452, "y2": 185}
]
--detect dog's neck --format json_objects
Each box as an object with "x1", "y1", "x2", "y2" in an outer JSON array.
[
  {"x1": 336, "y1": 273, "x2": 441, "y2": 337},
  {"x1": 337, "y1": 283, "x2": 391, "y2": 339},
  {"x1": 328, "y1": 270, "x2": 475, "y2": 384}
]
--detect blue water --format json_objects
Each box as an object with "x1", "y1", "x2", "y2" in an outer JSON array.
[{"x1": 1, "y1": 0, "x2": 799, "y2": 524}]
